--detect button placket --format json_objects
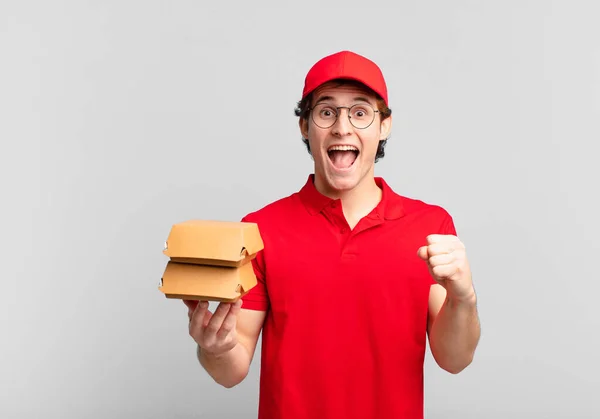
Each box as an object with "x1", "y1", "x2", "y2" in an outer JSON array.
[{"x1": 326, "y1": 200, "x2": 350, "y2": 235}]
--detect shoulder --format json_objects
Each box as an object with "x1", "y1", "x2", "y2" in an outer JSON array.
[
  {"x1": 382, "y1": 180, "x2": 456, "y2": 233},
  {"x1": 403, "y1": 196, "x2": 456, "y2": 235},
  {"x1": 401, "y1": 195, "x2": 452, "y2": 220}
]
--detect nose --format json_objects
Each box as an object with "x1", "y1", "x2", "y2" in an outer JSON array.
[{"x1": 331, "y1": 108, "x2": 353, "y2": 136}]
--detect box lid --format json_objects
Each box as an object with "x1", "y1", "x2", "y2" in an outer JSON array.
[
  {"x1": 163, "y1": 220, "x2": 264, "y2": 265},
  {"x1": 158, "y1": 261, "x2": 257, "y2": 302}
]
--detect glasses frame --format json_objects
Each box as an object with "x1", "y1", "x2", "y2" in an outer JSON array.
[{"x1": 307, "y1": 102, "x2": 380, "y2": 130}]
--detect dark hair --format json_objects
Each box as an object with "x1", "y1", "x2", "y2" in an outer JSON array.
[{"x1": 294, "y1": 79, "x2": 392, "y2": 162}]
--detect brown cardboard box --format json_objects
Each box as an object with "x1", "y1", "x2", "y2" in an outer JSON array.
[{"x1": 158, "y1": 220, "x2": 264, "y2": 302}]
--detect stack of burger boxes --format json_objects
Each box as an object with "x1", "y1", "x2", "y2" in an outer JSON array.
[{"x1": 159, "y1": 220, "x2": 264, "y2": 302}]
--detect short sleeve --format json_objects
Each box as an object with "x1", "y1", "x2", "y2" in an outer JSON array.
[
  {"x1": 440, "y1": 212, "x2": 458, "y2": 236},
  {"x1": 239, "y1": 214, "x2": 269, "y2": 311}
]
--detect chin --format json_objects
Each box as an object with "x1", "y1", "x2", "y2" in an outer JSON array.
[
  {"x1": 325, "y1": 174, "x2": 360, "y2": 191},
  {"x1": 319, "y1": 165, "x2": 365, "y2": 194}
]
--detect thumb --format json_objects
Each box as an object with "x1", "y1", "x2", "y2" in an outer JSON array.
[{"x1": 417, "y1": 245, "x2": 429, "y2": 261}]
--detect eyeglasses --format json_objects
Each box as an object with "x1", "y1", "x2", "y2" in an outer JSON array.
[{"x1": 308, "y1": 103, "x2": 380, "y2": 129}]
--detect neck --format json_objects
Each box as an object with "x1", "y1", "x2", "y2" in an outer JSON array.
[{"x1": 314, "y1": 173, "x2": 382, "y2": 229}]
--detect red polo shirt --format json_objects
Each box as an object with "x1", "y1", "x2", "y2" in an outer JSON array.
[{"x1": 241, "y1": 174, "x2": 457, "y2": 419}]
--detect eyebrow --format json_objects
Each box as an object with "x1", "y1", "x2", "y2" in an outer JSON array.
[{"x1": 313, "y1": 96, "x2": 374, "y2": 106}]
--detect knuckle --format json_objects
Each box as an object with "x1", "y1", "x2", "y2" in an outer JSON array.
[
  {"x1": 220, "y1": 324, "x2": 233, "y2": 335},
  {"x1": 201, "y1": 344, "x2": 215, "y2": 354},
  {"x1": 189, "y1": 330, "x2": 203, "y2": 346},
  {"x1": 217, "y1": 325, "x2": 234, "y2": 340},
  {"x1": 432, "y1": 255, "x2": 444, "y2": 265},
  {"x1": 206, "y1": 322, "x2": 220, "y2": 334},
  {"x1": 223, "y1": 318, "x2": 236, "y2": 331},
  {"x1": 223, "y1": 334, "x2": 237, "y2": 348}
]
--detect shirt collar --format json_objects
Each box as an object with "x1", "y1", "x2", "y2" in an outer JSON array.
[{"x1": 298, "y1": 174, "x2": 405, "y2": 220}]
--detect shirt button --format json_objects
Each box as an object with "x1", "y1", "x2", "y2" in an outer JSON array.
[
  {"x1": 330, "y1": 201, "x2": 337, "y2": 208},
  {"x1": 341, "y1": 228, "x2": 347, "y2": 234}
]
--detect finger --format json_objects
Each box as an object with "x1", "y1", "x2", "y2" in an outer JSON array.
[
  {"x1": 183, "y1": 300, "x2": 199, "y2": 320},
  {"x1": 216, "y1": 301, "x2": 242, "y2": 339},
  {"x1": 229, "y1": 299, "x2": 243, "y2": 318},
  {"x1": 232, "y1": 298, "x2": 243, "y2": 311},
  {"x1": 182, "y1": 300, "x2": 198, "y2": 311},
  {"x1": 426, "y1": 234, "x2": 460, "y2": 245},
  {"x1": 201, "y1": 309, "x2": 213, "y2": 327},
  {"x1": 428, "y1": 253, "x2": 455, "y2": 267},
  {"x1": 426, "y1": 242, "x2": 456, "y2": 256},
  {"x1": 189, "y1": 301, "x2": 210, "y2": 336},
  {"x1": 417, "y1": 246, "x2": 429, "y2": 260},
  {"x1": 204, "y1": 302, "x2": 234, "y2": 338}
]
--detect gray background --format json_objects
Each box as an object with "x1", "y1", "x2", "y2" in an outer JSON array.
[{"x1": 1, "y1": 1, "x2": 599, "y2": 418}]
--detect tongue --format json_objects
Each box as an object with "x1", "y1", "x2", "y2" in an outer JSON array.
[{"x1": 330, "y1": 151, "x2": 356, "y2": 169}]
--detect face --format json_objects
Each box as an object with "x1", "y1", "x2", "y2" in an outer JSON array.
[{"x1": 300, "y1": 82, "x2": 392, "y2": 196}]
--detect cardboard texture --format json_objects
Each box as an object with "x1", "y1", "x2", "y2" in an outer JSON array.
[{"x1": 158, "y1": 220, "x2": 264, "y2": 302}]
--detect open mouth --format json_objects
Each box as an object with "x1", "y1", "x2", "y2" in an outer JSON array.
[{"x1": 327, "y1": 145, "x2": 359, "y2": 170}]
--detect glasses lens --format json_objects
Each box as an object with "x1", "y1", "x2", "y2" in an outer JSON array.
[
  {"x1": 311, "y1": 103, "x2": 376, "y2": 129},
  {"x1": 311, "y1": 104, "x2": 337, "y2": 128},
  {"x1": 348, "y1": 103, "x2": 375, "y2": 129}
]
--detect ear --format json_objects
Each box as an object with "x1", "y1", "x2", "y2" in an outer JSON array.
[
  {"x1": 379, "y1": 114, "x2": 392, "y2": 140},
  {"x1": 299, "y1": 117, "x2": 309, "y2": 139}
]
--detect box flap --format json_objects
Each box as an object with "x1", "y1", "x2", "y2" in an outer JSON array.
[
  {"x1": 163, "y1": 220, "x2": 264, "y2": 265},
  {"x1": 158, "y1": 261, "x2": 257, "y2": 302}
]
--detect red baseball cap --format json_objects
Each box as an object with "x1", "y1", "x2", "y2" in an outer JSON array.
[{"x1": 302, "y1": 50, "x2": 388, "y2": 105}]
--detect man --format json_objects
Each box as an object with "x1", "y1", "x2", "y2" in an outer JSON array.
[{"x1": 184, "y1": 50, "x2": 481, "y2": 419}]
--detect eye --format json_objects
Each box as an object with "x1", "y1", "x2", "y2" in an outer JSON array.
[
  {"x1": 352, "y1": 107, "x2": 368, "y2": 118},
  {"x1": 319, "y1": 107, "x2": 336, "y2": 118}
]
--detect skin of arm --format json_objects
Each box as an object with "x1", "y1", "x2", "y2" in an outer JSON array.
[{"x1": 427, "y1": 283, "x2": 480, "y2": 374}]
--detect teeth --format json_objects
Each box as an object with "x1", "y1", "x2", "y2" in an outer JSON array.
[{"x1": 328, "y1": 145, "x2": 358, "y2": 152}]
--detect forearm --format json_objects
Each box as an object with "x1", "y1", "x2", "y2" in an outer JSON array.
[
  {"x1": 429, "y1": 293, "x2": 480, "y2": 374},
  {"x1": 198, "y1": 342, "x2": 251, "y2": 388}
]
